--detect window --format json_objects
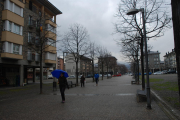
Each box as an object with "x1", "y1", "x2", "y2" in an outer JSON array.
[
  {"x1": 13, "y1": 44, "x2": 20, "y2": 54},
  {"x1": 14, "y1": 4, "x2": 21, "y2": 16},
  {"x1": 9, "y1": 2, "x2": 13, "y2": 12},
  {"x1": 47, "y1": 39, "x2": 56, "y2": 47},
  {"x1": 3, "y1": 21, "x2": 5, "y2": 31},
  {"x1": 29, "y1": 1, "x2": 32, "y2": 10},
  {"x1": 28, "y1": 32, "x2": 32, "y2": 42},
  {"x1": 9, "y1": 21, "x2": 12, "y2": 32},
  {"x1": 29, "y1": 16, "x2": 32, "y2": 25},
  {"x1": 13, "y1": 24, "x2": 20, "y2": 34},
  {"x1": 36, "y1": 20, "x2": 39, "y2": 27}
]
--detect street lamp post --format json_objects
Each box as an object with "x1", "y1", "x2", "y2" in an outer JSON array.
[{"x1": 127, "y1": 8, "x2": 151, "y2": 109}]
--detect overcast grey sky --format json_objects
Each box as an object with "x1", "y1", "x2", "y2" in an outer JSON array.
[{"x1": 50, "y1": 0, "x2": 174, "y2": 63}]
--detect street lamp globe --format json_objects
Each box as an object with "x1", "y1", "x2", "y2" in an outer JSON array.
[{"x1": 126, "y1": 8, "x2": 139, "y2": 15}]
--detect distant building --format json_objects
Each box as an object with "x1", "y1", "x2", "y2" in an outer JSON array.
[
  {"x1": 57, "y1": 57, "x2": 64, "y2": 70},
  {"x1": 65, "y1": 53, "x2": 92, "y2": 76},
  {"x1": 160, "y1": 61, "x2": 165, "y2": 71},
  {"x1": 164, "y1": 49, "x2": 176, "y2": 71},
  {"x1": 98, "y1": 56, "x2": 117, "y2": 75},
  {"x1": 144, "y1": 50, "x2": 161, "y2": 73}
]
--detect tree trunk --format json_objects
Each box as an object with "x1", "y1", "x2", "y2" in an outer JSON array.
[
  {"x1": 92, "y1": 60, "x2": 94, "y2": 82},
  {"x1": 76, "y1": 61, "x2": 79, "y2": 86},
  {"x1": 40, "y1": 46, "x2": 43, "y2": 94}
]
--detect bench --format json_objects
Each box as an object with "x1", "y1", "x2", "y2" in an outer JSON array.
[
  {"x1": 136, "y1": 88, "x2": 147, "y2": 102},
  {"x1": 67, "y1": 81, "x2": 76, "y2": 88}
]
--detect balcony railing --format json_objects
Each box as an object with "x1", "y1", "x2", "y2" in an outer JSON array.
[
  {"x1": 27, "y1": 52, "x2": 35, "y2": 61},
  {"x1": 28, "y1": 20, "x2": 36, "y2": 29},
  {"x1": 35, "y1": 54, "x2": 40, "y2": 62},
  {"x1": 28, "y1": 36, "x2": 35, "y2": 44}
]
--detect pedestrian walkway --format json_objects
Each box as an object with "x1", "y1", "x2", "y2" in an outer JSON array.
[{"x1": 0, "y1": 75, "x2": 170, "y2": 120}]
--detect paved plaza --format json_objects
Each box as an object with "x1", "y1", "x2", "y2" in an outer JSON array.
[{"x1": 0, "y1": 75, "x2": 171, "y2": 120}]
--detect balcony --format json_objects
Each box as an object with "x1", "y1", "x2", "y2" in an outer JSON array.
[
  {"x1": 45, "y1": 45, "x2": 56, "y2": 53},
  {"x1": 45, "y1": 31, "x2": 56, "y2": 40},
  {"x1": 45, "y1": 19, "x2": 57, "y2": 28},
  {"x1": 11, "y1": 0, "x2": 25, "y2": 8},
  {"x1": 28, "y1": 20, "x2": 36, "y2": 29},
  {"x1": 1, "y1": 31, "x2": 23, "y2": 45},
  {"x1": 35, "y1": 54, "x2": 40, "y2": 62},
  {"x1": 45, "y1": 59, "x2": 56, "y2": 64},
  {"x1": 35, "y1": 37, "x2": 40, "y2": 46},
  {"x1": 2, "y1": 10, "x2": 24, "y2": 26},
  {"x1": 27, "y1": 52, "x2": 35, "y2": 61},
  {"x1": 28, "y1": 36, "x2": 35, "y2": 45},
  {"x1": 1, "y1": 53, "x2": 23, "y2": 59}
]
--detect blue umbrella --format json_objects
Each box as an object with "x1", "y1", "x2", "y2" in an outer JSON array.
[{"x1": 51, "y1": 69, "x2": 69, "y2": 79}]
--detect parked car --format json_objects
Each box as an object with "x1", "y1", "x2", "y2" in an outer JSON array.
[
  {"x1": 153, "y1": 71, "x2": 163, "y2": 75},
  {"x1": 162, "y1": 70, "x2": 168, "y2": 74},
  {"x1": 116, "y1": 73, "x2": 121, "y2": 76},
  {"x1": 68, "y1": 75, "x2": 75, "y2": 79},
  {"x1": 86, "y1": 74, "x2": 93, "y2": 78},
  {"x1": 99, "y1": 74, "x2": 102, "y2": 77},
  {"x1": 167, "y1": 70, "x2": 176, "y2": 74},
  {"x1": 48, "y1": 75, "x2": 53, "y2": 79},
  {"x1": 104, "y1": 74, "x2": 111, "y2": 77}
]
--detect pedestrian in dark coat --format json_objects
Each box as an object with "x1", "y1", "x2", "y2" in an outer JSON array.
[
  {"x1": 80, "y1": 75, "x2": 85, "y2": 87},
  {"x1": 58, "y1": 73, "x2": 69, "y2": 103},
  {"x1": 94, "y1": 73, "x2": 99, "y2": 86}
]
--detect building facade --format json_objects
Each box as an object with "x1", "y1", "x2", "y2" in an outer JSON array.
[
  {"x1": 57, "y1": 57, "x2": 64, "y2": 70},
  {"x1": 79, "y1": 56, "x2": 92, "y2": 77},
  {"x1": 164, "y1": 49, "x2": 176, "y2": 71},
  {"x1": 65, "y1": 53, "x2": 92, "y2": 77},
  {"x1": 98, "y1": 56, "x2": 117, "y2": 75},
  {"x1": 0, "y1": 0, "x2": 61, "y2": 86},
  {"x1": 144, "y1": 50, "x2": 161, "y2": 73}
]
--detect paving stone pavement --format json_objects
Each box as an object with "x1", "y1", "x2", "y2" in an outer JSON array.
[{"x1": 0, "y1": 75, "x2": 170, "y2": 120}]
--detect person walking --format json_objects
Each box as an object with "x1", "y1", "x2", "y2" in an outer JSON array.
[
  {"x1": 58, "y1": 73, "x2": 69, "y2": 103},
  {"x1": 80, "y1": 75, "x2": 85, "y2": 87},
  {"x1": 94, "y1": 73, "x2": 99, "y2": 86}
]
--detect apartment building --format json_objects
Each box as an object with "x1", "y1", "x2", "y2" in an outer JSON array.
[
  {"x1": 57, "y1": 57, "x2": 64, "y2": 70},
  {"x1": 0, "y1": 0, "x2": 62, "y2": 86},
  {"x1": 98, "y1": 56, "x2": 117, "y2": 75},
  {"x1": 65, "y1": 53, "x2": 92, "y2": 77},
  {"x1": 164, "y1": 49, "x2": 176, "y2": 71},
  {"x1": 144, "y1": 50, "x2": 161, "y2": 73},
  {"x1": 79, "y1": 56, "x2": 92, "y2": 76}
]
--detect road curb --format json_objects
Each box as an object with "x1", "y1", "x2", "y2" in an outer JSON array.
[{"x1": 151, "y1": 89, "x2": 180, "y2": 120}]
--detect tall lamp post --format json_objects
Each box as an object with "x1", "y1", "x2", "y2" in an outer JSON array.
[{"x1": 127, "y1": 8, "x2": 151, "y2": 109}]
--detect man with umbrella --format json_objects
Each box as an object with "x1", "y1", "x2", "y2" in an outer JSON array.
[{"x1": 51, "y1": 70, "x2": 69, "y2": 103}]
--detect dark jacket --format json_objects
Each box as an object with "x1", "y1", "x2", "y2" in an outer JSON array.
[
  {"x1": 80, "y1": 76, "x2": 85, "y2": 83},
  {"x1": 58, "y1": 76, "x2": 69, "y2": 88}
]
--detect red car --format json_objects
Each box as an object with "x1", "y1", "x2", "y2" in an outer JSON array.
[{"x1": 113, "y1": 74, "x2": 121, "y2": 77}]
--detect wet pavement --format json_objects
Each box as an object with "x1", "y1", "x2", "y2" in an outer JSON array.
[{"x1": 0, "y1": 75, "x2": 171, "y2": 120}]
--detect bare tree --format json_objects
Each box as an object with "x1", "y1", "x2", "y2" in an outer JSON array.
[
  {"x1": 62, "y1": 23, "x2": 89, "y2": 85},
  {"x1": 22, "y1": 14, "x2": 60, "y2": 94},
  {"x1": 88, "y1": 42, "x2": 97, "y2": 82},
  {"x1": 104, "y1": 52, "x2": 112, "y2": 79},
  {"x1": 97, "y1": 46, "x2": 107, "y2": 80},
  {"x1": 115, "y1": 0, "x2": 171, "y2": 39}
]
